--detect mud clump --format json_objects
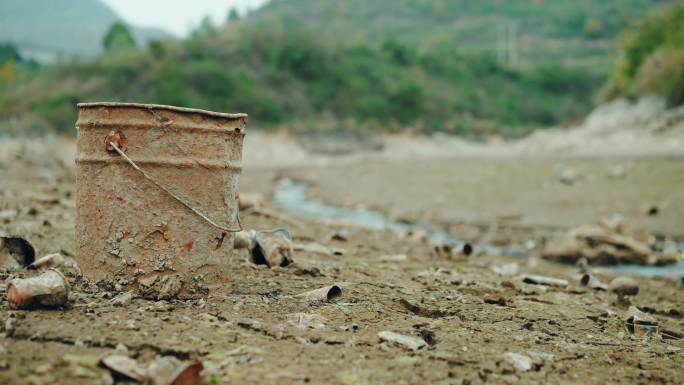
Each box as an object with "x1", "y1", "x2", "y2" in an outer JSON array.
[{"x1": 137, "y1": 274, "x2": 184, "y2": 300}]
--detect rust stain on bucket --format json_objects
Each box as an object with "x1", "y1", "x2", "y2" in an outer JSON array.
[{"x1": 75, "y1": 102, "x2": 246, "y2": 299}]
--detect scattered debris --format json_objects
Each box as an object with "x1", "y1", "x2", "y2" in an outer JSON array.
[
  {"x1": 399, "y1": 298, "x2": 448, "y2": 318},
  {"x1": 101, "y1": 355, "x2": 147, "y2": 382},
  {"x1": 233, "y1": 230, "x2": 256, "y2": 251},
  {"x1": 579, "y1": 274, "x2": 608, "y2": 291},
  {"x1": 625, "y1": 307, "x2": 658, "y2": 337},
  {"x1": 416, "y1": 267, "x2": 462, "y2": 285},
  {"x1": 609, "y1": 277, "x2": 639, "y2": 303},
  {"x1": 294, "y1": 242, "x2": 344, "y2": 256},
  {"x1": 378, "y1": 331, "x2": 427, "y2": 351},
  {"x1": 27, "y1": 253, "x2": 81, "y2": 277},
  {"x1": 290, "y1": 313, "x2": 327, "y2": 330},
  {"x1": 555, "y1": 166, "x2": 583, "y2": 185},
  {"x1": 501, "y1": 352, "x2": 533, "y2": 372},
  {"x1": 0, "y1": 210, "x2": 17, "y2": 220},
  {"x1": 6, "y1": 268, "x2": 69, "y2": 309},
  {"x1": 639, "y1": 204, "x2": 660, "y2": 217},
  {"x1": 297, "y1": 285, "x2": 342, "y2": 304},
  {"x1": 542, "y1": 218, "x2": 679, "y2": 265},
  {"x1": 28, "y1": 253, "x2": 64, "y2": 271},
  {"x1": 626, "y1": 315, "x2": 659, "y2": 337},
  {"x1": 111, "y1": 291, "x2": 134, "y2": 307},
  {"x1": 379, "y1": 254, "x2": 408, "y2": 262},
  {"x1": 432, "y1": 242, "x2": 473, "y2": 259},
  {"x1": 328, "y1": 229, "x2": 349, "y2": 242},
  {"x1": 483, "y1": 293, "x2": 508, "y2": 306},
  {"x1": 236, "y1": 229, "x2": 294, "y2": 267},
  {"x1": 491, "y1": 263, "x2": 519, "y2": 276},
  {"x1": 522, "y1": 274, "x2": 568, "y2": 288},
  {"x1": 0, "y1": 236, "x2": 35, "y2": 269},
  {"x1": 100, "y1": 355, "x2": 203, "y2": 385}
]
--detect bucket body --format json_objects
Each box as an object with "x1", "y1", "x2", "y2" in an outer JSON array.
[{"x1": 75, "y1": 103, "x2": 246, "y2": 299}]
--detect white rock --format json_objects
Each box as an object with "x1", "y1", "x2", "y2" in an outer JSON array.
[
  {"x1": 502, "y1": 352, "x2": 532, "y2": 372},
  {"x1": 378, "y1": 331, "x2": 427, "y2": 351}
]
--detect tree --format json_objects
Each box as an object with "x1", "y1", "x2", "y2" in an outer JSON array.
[
  {"x1": 227, "y1": 7, "x2": 240, "y2": 23},
  {"x1": 0, "y1": 43, "x2": 21, "y2": 65},
  {"x1": 103, "y1": 22, "x2": 136, "y2": 52},
  {"x1": 192, "y1": 16, "x2": 217, "y2": 38}
]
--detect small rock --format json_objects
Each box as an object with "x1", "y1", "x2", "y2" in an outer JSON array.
[
  {"x1": 491, "y1": 263, "x2": 518, "y2": 276},
  {"x1": 483, "y1": 293, "x2": 507, "y2": 306},
  {"x1": 377, "y1": 331, "x2": 427, "y2": 351},
  {"x1": 290, "y1": 313, "x2": 326, "y2": 330},
  {"x1": 126, "y1": 320, "x2": 139, "y2": 331},
  {"x1": 111, "y1": 291, "x2": 133, "y2": 307},
  {"x1": 501, "y1": 352, "x2": 532, "y2": 372},
  {"x1": 609, "y1": 277, "x2": 639, "y2": 301}
]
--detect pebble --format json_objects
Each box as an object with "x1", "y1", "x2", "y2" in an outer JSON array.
[
  {"x1": 608, "y1": 277, "x2": 639, "y2": 296},
  {"x1": 502, "y1": 352, "x2": 532, "y2": 372}
]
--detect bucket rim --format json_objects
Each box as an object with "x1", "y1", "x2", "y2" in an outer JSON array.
[{"x1": 77, "y1": 102, "x2": 248, "y2": 119}]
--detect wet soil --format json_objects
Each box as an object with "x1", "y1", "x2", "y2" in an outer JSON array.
[{"x1": 0, "y1": 138, "x2": 683, "y2": 385}]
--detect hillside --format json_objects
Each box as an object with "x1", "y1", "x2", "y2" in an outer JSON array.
[
  {"x1": 1, "y1": 0, "x2": 681, "y2": 137},
  {"x1": 0, "y1": 0, "x2": 169, "y2": 60},
  {"x1": 602, "y1": 3, "x2": 684, "y2": 107},
  {"x1": 245, "y1": 0, "x2": 673, "y2": 70}
]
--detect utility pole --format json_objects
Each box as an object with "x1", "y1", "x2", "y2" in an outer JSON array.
[{"x1": 496, "y1": 19, "x2": 519, "y2": 67}]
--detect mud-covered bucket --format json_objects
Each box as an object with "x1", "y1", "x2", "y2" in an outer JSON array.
[{"x1": 75, "y1": 102, "x2": 246, "y2": 299}]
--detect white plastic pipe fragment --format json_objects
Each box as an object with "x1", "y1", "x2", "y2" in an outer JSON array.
[
  {"x1": 378, "y1": 331, "x2": 427, "y2": 351},
  {"x1": 293, "y1": 242, "x2": 344, "y2": 256},
  {"x1": 522, "y1": 274, "x2": 568, "y2": 288},
  {"x1": 296, "y1": 285, "x2": 342, "y2": 304},
  {"x1": 6, "y1": 268, "x2": 69, "y2": 309}
]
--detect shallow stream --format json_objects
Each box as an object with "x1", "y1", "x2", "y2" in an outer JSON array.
[{"x1": 273, "y1": 179, "x2": 684, "y2": 278}]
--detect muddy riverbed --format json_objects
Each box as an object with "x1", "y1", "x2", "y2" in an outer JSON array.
[{"x1": 0, "y1": 137, "x2": 683, "y2": 385}]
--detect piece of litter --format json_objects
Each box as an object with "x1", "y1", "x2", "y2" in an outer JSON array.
[
  {"x1": 296, "y1": 285, "x2": 342, "y2": 304},
  {"x1": 522, "y1": 274, "x2": 568, "y2": 288},
  {"x1": 502, "y1": 352, "x2": 532, "y2": 372},
  {"x1": 6, "y1": 268, "x2": 69, "y2": 309},
  {"x1": 378, "y1": 331, "x2": 427, "y2": 351}
]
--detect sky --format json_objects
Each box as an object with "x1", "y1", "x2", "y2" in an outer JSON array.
[{"x1": 100, "y1": 0, "x2": 270, "y2": 37}]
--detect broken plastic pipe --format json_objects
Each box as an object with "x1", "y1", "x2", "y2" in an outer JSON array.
[
  {"x1": 296, "y1": 285, "x2": 342, "y2": 304},
  {"x1": 6, "y1": 268, "x2": 69, "y2": 309},
  {"x1": 233, "y1": 228, "x2": 293, "y2": 267},
  {"x1": 522, "y1": 274, "x2": 568, "y2": 288}
]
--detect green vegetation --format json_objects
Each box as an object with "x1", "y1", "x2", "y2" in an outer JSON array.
[
  {"x1": 602, "y1": 3, "x2": 684, "y2": 106},
  {"x1": 103, "y1": 23, "x2": 136, "y2": 53},
  {"x1": 244, "y1": 0, "x2": 674, "y2": 70},
  {"x1": 0, "y1": 0, "x2": 680, "y2": 137},
  {"x1": 0, "y1": 26, "x2": 603, "y2": 136}
]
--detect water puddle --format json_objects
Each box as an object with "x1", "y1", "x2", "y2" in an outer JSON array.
[{"x1": 273, "y1": 179, "x2": 684, "y2": 278}]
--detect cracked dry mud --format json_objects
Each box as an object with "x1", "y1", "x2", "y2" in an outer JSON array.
[{"x1": 1, "y1": 140, "x2": 683, "y2": 385}]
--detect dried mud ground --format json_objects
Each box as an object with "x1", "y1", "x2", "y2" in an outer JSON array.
[{"x1": 1, "y1": 138, "x2": 684, "y2": 385}]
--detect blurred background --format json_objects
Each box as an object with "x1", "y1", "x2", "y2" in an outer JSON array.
[{"x1": 1, "y1": 0, "x2": 683, "y2": 137}]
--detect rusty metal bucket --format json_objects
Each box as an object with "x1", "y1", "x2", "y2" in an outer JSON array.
[{"x1": 75, "y1": 102, "x2": 246, "y2": 299}]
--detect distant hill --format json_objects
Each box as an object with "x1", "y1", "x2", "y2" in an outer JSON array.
[
  {"x1": 1, "y1": 0, "x2": 680, "y2": 137},
  {"x1": 0, "y1": 0, "x2": 170, "y2": 61},
  {"x1": 244, "y1": 0, "x2": 674, "y2": 70}
]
